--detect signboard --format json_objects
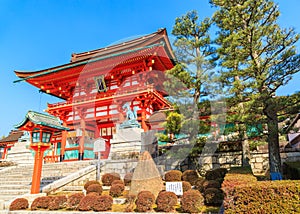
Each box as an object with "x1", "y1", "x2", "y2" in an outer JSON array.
[
  {"x1": 165, "y1": 182, "x2": 183, "y2": 196},
  {"x1": 93, "y1": 138, "x2": 107, "y2": 152}
]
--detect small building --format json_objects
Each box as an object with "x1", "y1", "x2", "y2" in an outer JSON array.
[{"x1": 0, "y1": 130, "x2": 26, "y2": 159}]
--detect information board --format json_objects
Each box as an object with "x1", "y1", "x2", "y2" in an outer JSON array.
[{"x1": 165, "y1": 182, "x2": 183, "y2": 196}]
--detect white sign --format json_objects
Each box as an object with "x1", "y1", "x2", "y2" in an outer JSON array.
[
  {"x1": 165, "y1": 182, "x2": 183, "y2": 196},
  {"x1": 93, "y1": 138, "x2": 107, "y2": 152}
]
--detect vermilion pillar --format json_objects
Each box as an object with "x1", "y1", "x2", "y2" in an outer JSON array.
[
  {"x1": 60, "y1": 121, "x2": 67, "y2": 162},
  {"x1": 30, "y1": 142, "x2": 51, "y2": 194},
  {"x1": 79, "y1": 118, "x2": 85, "y2": 160},
  {"x1": 141, "y1": 108, "x2": 148, "y2": 131}
]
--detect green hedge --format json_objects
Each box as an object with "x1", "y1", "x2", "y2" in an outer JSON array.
[{"x1": 222, "y1": 167, "x2": 300, "y2": 214}]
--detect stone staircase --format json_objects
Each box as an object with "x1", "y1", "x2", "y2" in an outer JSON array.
[{"x1": 0, "y1": 160, "x2": 93, "y2": 209}]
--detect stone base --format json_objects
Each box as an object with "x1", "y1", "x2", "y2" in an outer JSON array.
[{"x1": 109, "y1": 127, "x2": 143, "y2": 160}]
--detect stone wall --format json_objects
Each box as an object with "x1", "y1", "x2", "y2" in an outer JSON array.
[{"x1": 160, "y1": 150, "x2": 300, "y2": 176}]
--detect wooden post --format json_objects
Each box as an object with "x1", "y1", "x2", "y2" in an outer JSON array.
[
  {"x1": 79, "y1": 118, "x2": 85, "y2": 160},
  {"x1": 141, "y1": 108, "x2": 148, "y2": 132},
  {"x1": 60, "y1": 121, "x2": 67, "y2": 162},
  {"x1": 30, "y1": 143, "x2": 50, "y2": 194}
]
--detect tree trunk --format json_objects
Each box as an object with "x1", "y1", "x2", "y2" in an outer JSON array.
[{"x1": 264, "y1": 98, "x2": 282, "y2": 174}]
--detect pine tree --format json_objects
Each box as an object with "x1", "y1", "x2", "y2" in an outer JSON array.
[{"x1": 210, "y1": 0, "x2": 300, "y2": 174}]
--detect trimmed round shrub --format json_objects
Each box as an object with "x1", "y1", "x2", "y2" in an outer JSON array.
[
  {"x1": 203, "y1": 188, "x2": 224, "y2": 206},
  {"x1": 48, "y1": 195, "x2": 67, "y2": 210},
  {"x1": 125, "y1": 194, "x2": 136, "y2": 213},
  {"x1": 78, "y1": 195, "x2": 96, "y2": 211},
  {"x1": 202, "y1": 179, "x2": 221, "y2": 191},
  {"x1": 9, "y1": 198, "x2": 29, "y2": 211},
  {"x1": 84, "y1": 180, "x2": 101, "y2": 190},
  {"x1": 66, "y1": 193, "x2": 84, "y2": 210},
  {"x1": 182, "y1": 181, "x2": 192, "y2": 192},
  {"x1": 126, "y1": 194, "x2": 136, "y2": 204},
  {"x1": 205, "y1": 168, "x2": 227, "y2": 181},
  {"x1": 93, "y1": 195, "x2": 113, "y2": 212},
  {"x1": 194, "y1": 177, "x2": 206, "y2": 192},
  {"x1": 165, "y1": 170, "x2": 182, "y2": 182},
  {"x1": 156, "y1": 191, "x2": 178, "y2": 212},
  {"x1": 135, "y1": 190, "x2": 156, "y2": 212},
  {"x1": 109, "y1": 183, "x2": 125, "y2": 197},
  {"x1": 182, "y1": 170, "x2": 199, "y2": 185},
  {"x1": 124, "y1": 172, "x2": 133, "y2": 186},
  {"x1": 86, "y1": 183, "x2": 103, "y2": 195},
  {"x1": 181, "y1": 190, "x2": 204, "y2": 213},
  {"x1": 101, "y1": 172, "x2": 121, "y2": 186},
  {"x1": 31, "y1": 196, "x2": 51, "y2": 210},
  {"x1": 111, "y1": 179, "x2": 125, "y2": 186}
]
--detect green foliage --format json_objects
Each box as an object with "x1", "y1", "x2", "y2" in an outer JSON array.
[
  {"x1": 248, "y1": 139, "x2": 267, "y2": 151},
  {"x1": 210, "y1": 0, "x2": 300, "y2": 173},
  {"x1": 224, "y1": 180, "x2": 300, "y2": 213}
]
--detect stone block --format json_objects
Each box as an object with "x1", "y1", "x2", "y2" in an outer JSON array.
[{"x1": 255, "y1": 157, "x2": 264, "y2": 163}]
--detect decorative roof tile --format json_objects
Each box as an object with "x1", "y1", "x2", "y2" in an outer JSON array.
[{"x1": 14, "y1": 110, "x2": 69, "y2": 131}]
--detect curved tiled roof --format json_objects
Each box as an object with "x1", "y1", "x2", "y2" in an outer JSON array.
[{"x1": 14, "y1": 110, "x2": 69, "y2": 131}]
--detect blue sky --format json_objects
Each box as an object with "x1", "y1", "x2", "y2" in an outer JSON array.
[{"x1": 0, "y1": 0, "x2": 299, "y2": 137}]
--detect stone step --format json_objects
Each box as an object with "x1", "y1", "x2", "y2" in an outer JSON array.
[
  {"x1": 0, "y1": 190, "x2": 30, "y2": 195},
  {"x1": 61, "y1": 185, "x2": 83, "y2": 192},
  {"x1": 0, "y1": 185, "x2": 30, "y2": 190},
  {"x1": 0, "y1": 181, "x2": 31, "y2": 185}
]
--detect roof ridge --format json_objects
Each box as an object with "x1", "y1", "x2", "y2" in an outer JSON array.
[{"x1": 71, "y1": 28, "x2": 166, "y2": 59}]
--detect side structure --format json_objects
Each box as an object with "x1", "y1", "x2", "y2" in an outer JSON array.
[{"x1": 14, "y1": 28, "x2": 176, "y2": 162}]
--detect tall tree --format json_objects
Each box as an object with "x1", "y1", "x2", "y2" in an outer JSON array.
[
  {"x1": 210, "y1": 0, "x2": 300, "y2": 174},
  {"x1": 168, "y1": 11, "x2": 215, "y2": 118}
]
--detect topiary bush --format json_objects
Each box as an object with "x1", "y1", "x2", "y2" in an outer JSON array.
[
  {"x1": 9, "y1": 198, "x2": 29, "y2": 211},
  {"x1": 66, "y1": 193, "x2": 84, "y2": 210},
  {"x1": 86, "y1": 183, "x2": 103, "y2": 195},
  {"x1": 202, "y1": 179, "x2": 221, "y2": 192},
  {"x1": 125, "y1": 194, "x2": 136, "y2": 213},
  {"x1": 135, "y1": 190, "x2": 156, "y2": 212},
  {"x1": 194, "y1": 177, "x2": 206, "y2": 192},
  {"x1": 31, "y1": 196, "x2": 51, "y2": 210},
  {"x1": 48, "y1": 195, "x2": 67, "y2": 210},
  {"x1": 205, "y1": 168, "x2": 227, "y2": 183},
  {"x1": 203, "y1": 188, "x2": 224, "y2": 206},
  {"x1": 84, "y1": 180, "x2": 101, "y2": 190},
  {"x1": 182, "y1": 169, "x2": 199, "y2": 185},
  {"x1": 78, "y1": 195, "x2": 96, "y2": 211},
  {"x1": 111, "y1": 179, "x2": 125, "y2": 186},
  {"x1": 181, "y1": 190, "x2": 204, "y2": 213},
  {"x1": 124, "y1": 172, "x2": 133, "y2": 186},
  {"x1": 93, "y1": 195, "x2": 113, "y2": 212},
  {"x1": 156, "y1": 191, "x2": 178, "y2": 212},
  {"x1": 101, "y1": 172, "x2": 121, "y2": 186},
  {"x1": 182, "y1": 181, "x2": 192, "y2": 192},
  {"x1": 109, "y1": 183, "x2": 125, "y2": 197},
  {"x1": 165, "y1": 170, "x2": 182, "y2": 182}
]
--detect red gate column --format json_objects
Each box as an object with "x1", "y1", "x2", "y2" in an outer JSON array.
[
  {"x1": 60, "y1": 121, "x2": 67, "y2": 162},
  {"x1": 79, "y1": 118, "x2": 85, "y2": 160},
  {"x1": 141, "y1": 108, "x2": 148, "y2": 132}
]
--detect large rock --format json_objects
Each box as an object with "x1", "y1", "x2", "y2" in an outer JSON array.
[{"x1": 130, "y1": 151, "x2": 164, "y2": 197}]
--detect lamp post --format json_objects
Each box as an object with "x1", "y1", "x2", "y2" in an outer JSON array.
[{"x1": 29, "y1": 130, "x2": 52, "y2": 194}]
